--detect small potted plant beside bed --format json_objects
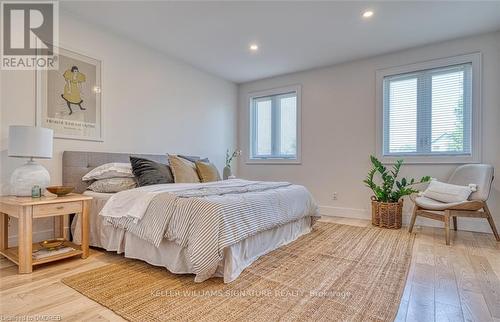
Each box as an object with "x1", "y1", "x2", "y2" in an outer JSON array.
[{"x1": 363, "y1": 155, "x2": 430, "y2": 229}]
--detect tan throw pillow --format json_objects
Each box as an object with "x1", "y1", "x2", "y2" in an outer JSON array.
[
  {"x1": 168, "y1": 155, "x2": 201, "y2": 183},
  {"x1": 195, "y1": 161, "x2": 221, "y2": 182}
]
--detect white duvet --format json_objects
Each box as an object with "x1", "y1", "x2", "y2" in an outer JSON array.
[
  {"x1": 100, "y1": 179, "x2": 265, "y2": 221},
  {"x1": 99, "y1": 179, "x2": 319, "y2": 282}
]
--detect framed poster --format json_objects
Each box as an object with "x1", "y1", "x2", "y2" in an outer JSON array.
[{"x1": 36, "y1": 46, "x2": 102, "y2": 141}]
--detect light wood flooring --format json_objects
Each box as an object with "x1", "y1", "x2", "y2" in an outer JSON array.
[{"x1": 1, "y1": 216, "x2": 499, "y2": 322}]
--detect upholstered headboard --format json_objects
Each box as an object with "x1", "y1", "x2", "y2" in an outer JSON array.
[{"x1": 63, "y1": 151, "x2": 168, "y2": 193}]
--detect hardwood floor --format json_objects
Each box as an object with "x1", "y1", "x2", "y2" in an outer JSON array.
[
  {"x1": 1, "y1": 216, "x2": 499, "y2": 322},
  {"x1": 321, "y1": 216, "x2": 500, "y2": 322}
]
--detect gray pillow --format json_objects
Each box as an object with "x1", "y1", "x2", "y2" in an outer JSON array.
[
  {"x1": 130, "y1": 156, "x2": 174, "y2": 186},
  {"x1": 88, "y1": 177, "x2": 137, "y2": 193},
  {"x1": 177, "y1": 155, "x2": 209, "y2": 163}
]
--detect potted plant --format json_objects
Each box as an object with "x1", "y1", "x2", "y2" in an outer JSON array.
[
  {"x1": 223, "y1": 149, "x2": 241, "y2": 180},
  {"x1": 363, "y1": 155, "x2": 430, "y2": 229}
]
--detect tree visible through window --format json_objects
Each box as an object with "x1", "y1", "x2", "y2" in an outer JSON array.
[{"x1": 383, "y1": 63, "x2": 472, "y2": 156}]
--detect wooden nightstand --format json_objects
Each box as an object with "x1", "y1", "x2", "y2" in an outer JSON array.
[{"x1": 0, "y1": 193, "x2": 92, "y2": 273}]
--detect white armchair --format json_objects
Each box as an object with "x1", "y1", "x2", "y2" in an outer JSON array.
[{"x1": 408, "y1": 164, "x2": 499, "y2": 245}]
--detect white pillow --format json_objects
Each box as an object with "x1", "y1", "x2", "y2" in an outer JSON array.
[
  {"x1": 422, "y1": 180, "x2": 476, "y2": 203},
  {"x1": 82, "y1": 163, "x2": 133, "y2": 181},
  {"x1": 88, "y1": 177, "x2": 137, "y2": 193}
]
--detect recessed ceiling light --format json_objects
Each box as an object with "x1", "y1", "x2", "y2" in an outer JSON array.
[
  {"x1": 362, "y1": 10, "x2": 374, "y2": 18},
  {"x1": 249, "y1": 44, "x2": 259, "y2": 51}
]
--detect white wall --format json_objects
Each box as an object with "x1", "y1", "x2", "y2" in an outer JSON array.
[
  {"x1": 238, "y1": 31, "x2": 500, "y2": 233},
  {"x1": 0, "y1": 10, "x2": 237, "y2": 244}
]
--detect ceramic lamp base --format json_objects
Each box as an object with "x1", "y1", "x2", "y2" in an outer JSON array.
[{"x1": 10, "y1": 160, "x2": 50, "y2": 196}]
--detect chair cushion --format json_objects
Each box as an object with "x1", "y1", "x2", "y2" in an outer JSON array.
[
  {"x1": 422, "y1": 180, "x2": 473, "y2": 203},
  {"x1": 414, "y1": 196, "x2": 471, "y2": 210}
]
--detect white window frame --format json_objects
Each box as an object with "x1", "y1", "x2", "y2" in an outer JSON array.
[
  {"x1": 375, "y1": 53, "x2": 482, "y2": 164},
  {"x1": 247, "y1": 85, "x2": 302, "y2": 164}
]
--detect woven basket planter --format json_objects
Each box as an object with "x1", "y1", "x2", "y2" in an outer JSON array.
[{"x1": 371, "y1": 197, "x2": 403, "y2": 229}]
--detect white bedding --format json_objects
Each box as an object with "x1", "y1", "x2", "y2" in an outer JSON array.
[
  {"x1": 72, "y1": 189, "x2": 315, "y2": 283},
  {"x1": 100, "y1": 179, "x2": 293, "y2": 221},
  {"x1": 101, "y1": 179, "x2": 317, "y2": 282},
  {"x1": 72, "y1": 191, "x2": 115, "y2": 247}
]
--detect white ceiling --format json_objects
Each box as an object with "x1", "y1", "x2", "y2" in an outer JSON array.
[{"x1": 62, "y1": 1, "x2": 500, "y2": 83}]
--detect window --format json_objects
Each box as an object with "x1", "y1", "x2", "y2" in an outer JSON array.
[
  {"x1": 376, "y1": 53, "x2": 481, "y2": 163},
  {"x1": 249, "y1": 85, "x2": 301, "y2": 163}
]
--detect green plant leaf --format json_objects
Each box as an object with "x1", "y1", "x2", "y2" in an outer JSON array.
[{"x1": 364, "y1": 156, "x2": 429, "y2": 202}]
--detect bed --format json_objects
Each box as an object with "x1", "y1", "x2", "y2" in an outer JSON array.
[{"x1": 64, "y1": 151, "x2": 318, "y2": 283}]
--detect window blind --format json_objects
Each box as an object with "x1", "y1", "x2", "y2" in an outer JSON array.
[
  {"x1": 250, "y1": 91, "x2": 298, "y2": 160},
  {"x1": 383, "y1": 63, "x2": 472, "y2": 156}
]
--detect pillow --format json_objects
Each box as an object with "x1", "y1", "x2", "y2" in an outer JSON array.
[
  {"x1": 130, "y1": 157, "x2": 174, "y2": 187},
  {"x1": 178, "y1": 155, "x2": 210, "y2": 163},
  {"x1": 422, "y1": 180, "x2": 475, "y2": 203},
  {"x1": 168, "y1": 155, "x2": 201, "y2": 183},
  {"x1": 88, "y1": 177, "x2": 137, "y2": 193},
  {"x1": 195, "y1": 161, "x2": 221, "y2": 182},
  {"x1": 82, "y1": 163, "x2": 133, "y2": 181}
]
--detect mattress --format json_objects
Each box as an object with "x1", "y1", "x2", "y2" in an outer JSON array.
[{"x1": 71, "y1": 190, "x2": 312, "y2": 283}]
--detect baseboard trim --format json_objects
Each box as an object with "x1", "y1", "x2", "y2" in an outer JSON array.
[
  {"x1": 319, "y1": 206, "x2": 370, "y2": 220},
  {"x1": 319, "y1": 205, "x2": 494, "y2": 234}
]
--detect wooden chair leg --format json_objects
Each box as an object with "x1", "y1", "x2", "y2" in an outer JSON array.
[
  {"x1": 408, "y1": 205, "x2": 418, "y2": 233},
  {"x1": 444, "y1": 211, "x2": 451, "y2": 246},
  {"x1": 484, "y1": 202, "x2": 500, "y2": 241},
  {"x1": 452, "y1": 216, "x2": 457, "y2": 231}
]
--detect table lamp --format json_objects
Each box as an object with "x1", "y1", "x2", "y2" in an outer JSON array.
[{"x1": 8, "y1": 126, "x2": 53, "y2": 196}]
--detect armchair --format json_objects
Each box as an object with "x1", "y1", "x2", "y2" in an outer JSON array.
[{"x1": 408, "y1": 164, "x2": 499, "y2": 245}]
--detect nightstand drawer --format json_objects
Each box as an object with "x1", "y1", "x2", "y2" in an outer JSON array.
[{"x1": 33, "y1": 201, "x2": 82, "y2": 217}]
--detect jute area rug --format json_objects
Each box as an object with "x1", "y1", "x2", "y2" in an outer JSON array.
[{"x1": 62, "y1": 222, "x2": 414, "y2": 322}]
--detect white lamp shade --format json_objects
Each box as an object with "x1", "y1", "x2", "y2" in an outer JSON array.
[{"x1": 8, "y1": 126, "x2": 53, "y2": 159}]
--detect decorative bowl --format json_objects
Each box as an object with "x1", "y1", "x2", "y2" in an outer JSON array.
[
  {"x1": 39, "y1": 238, "x2": 65, "y2": 250},
  {"x1": 46, "y1": 186, "x2": 74, "y2": 196}
]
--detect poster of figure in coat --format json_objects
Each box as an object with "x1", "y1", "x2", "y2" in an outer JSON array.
[{"x1": 37, "y1": 47, "x2": 102, "y2": 141}]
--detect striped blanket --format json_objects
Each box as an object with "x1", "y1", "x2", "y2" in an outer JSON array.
[{"x1": 101, "y1": 180, "x2": 318, "y2": 282}]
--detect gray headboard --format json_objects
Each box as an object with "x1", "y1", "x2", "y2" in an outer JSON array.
[{"x1": 63, "y1": 151, "x2": 168, "y2": 193}]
